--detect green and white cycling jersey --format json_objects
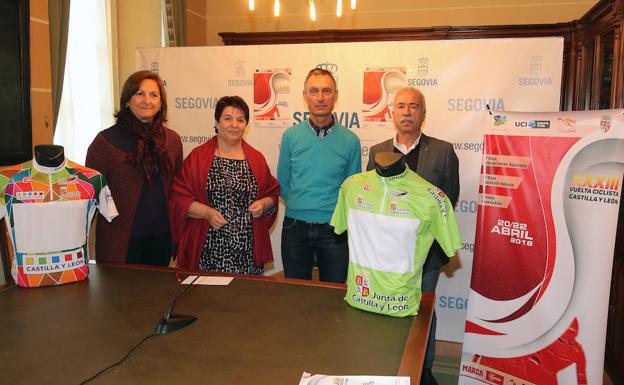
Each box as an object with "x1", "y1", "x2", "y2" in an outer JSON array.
[{"x1": 330, "y1": 168, "x2": 461, "y2": 317}]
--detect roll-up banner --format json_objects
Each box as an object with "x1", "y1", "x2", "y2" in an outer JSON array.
[
  {"x1": 137, "y1": 38, "x2": 563, "y2": 342},
  {"x1": 460, "y1": 110, "x2": 624, "y2": 385}
]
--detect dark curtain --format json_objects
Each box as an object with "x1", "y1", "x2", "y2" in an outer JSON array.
[
  {"x1": 165, "y1": 0, "x2": 186, "y2": 47},
  {"x1": 48, "y1": 0, "x2": 71, "y2": 134}
]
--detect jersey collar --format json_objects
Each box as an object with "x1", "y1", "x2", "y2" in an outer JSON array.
[
  {"x1": 379, "y1": 167, "x2": 409, "y2": 182},
  {"x1": 32, "y1": 157, "x2": 67, "y2": 174}
]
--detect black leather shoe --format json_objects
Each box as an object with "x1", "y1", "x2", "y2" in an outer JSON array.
[{"x1": 420, "y1": 368, "x2": 439, "y2": 385}]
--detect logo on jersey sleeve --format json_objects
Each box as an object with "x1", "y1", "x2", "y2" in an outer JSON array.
[{"x1": 426, "y1": 187, "x2": 449, "y2": 216}]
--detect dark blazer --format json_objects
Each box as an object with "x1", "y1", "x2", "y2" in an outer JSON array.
[{"x1": 366, "y1": 134, "x2": 460, "y2": 271}]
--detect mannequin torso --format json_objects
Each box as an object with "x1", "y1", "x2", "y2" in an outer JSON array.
[
  {"x1": 374, "y1": 152, "x2": 406, "y2": 177},
  {"x1": 34, "y1": 145, "x2": 65, "y2": 167}
]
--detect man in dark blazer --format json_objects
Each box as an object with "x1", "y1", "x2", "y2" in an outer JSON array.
[{"x1": 366, "y1": 87, "x2": 459, "y2": 385}]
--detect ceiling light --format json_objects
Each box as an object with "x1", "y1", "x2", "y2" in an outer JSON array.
[
  {"x1": 309, "y1": 0, "x2": 317, "y2": 21},
  {"x1": 274, "y1": 0, "x2": 280, "y2": 16}
]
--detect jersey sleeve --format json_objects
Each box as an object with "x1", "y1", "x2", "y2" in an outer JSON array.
[
  {"x1": 0, "y1": 172, "x2": 9, "y2": 220},
  {"x1": 427, "y1": 188, "x2": 462, "y2": 257},
  {"x1": 330, "y1": 182, "x2": 349, "y2": 234},
  {"x1": 97, "y1": 178, "x2": 118, "y2": 222}
]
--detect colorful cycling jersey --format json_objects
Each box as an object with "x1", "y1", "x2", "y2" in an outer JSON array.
[
  {"x1": 0, "y1": 158, "x2": 118, "y2": 287},
  {"x1": 331, "y1": 168, "x2": 461, "y2": 317}
]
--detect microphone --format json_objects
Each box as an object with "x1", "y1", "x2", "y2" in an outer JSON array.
[{"x1": 155, "y1": 273, "x2": 200, "y2": 335}]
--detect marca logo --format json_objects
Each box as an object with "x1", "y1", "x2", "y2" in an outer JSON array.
[
  {"x1": 518, "y1": 55, "x2": 553, "y2": 86},
  {"x1": 485, "y1": 371, "x2": 504, "y2": 385},
  {"x1": 572, "y1": 175, "x2": 621, "y2": 190},
  {"x1": 407, "y1": 57, "x2": 438, "y2": 87},
  {"x1": 600, "y1": 115, "x2": 612, "y2": 133},
  {"x1": 227, "y1": 60, "x2": 253, "y2": 87},
  {"x1": 461, "y1": 364, "x2": 483, "y2": 377},
  {"x1": 514, "y1": 120, "x2": 550, "y2": 129},
  {"x1": 493, "y1": 115, "x2": 507, "y2": 126}
]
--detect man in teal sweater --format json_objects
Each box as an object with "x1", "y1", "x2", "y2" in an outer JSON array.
[{"x1": 277, "y1": 68, "x2": 361, "y2": 283}]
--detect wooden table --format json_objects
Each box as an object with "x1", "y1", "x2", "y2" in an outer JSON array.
[{"x1": 0, "y1": 263, "x2": 433, "y2": 384}]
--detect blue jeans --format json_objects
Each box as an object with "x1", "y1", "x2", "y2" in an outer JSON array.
[
  {"x1": 281, "y1": 217, "x2": 349, "y2": 283},
  {"x1": 421, "y1": 267, "x2": 441, "y2": 369}
]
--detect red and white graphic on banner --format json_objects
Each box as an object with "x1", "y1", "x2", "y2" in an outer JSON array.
[
  {"x1": 253, "y1": 68, "x2": 292, "y2": 128},
  {"x1": 460, "y1": 110, "x2": 624, "y2": 385},
  {"x1": 361, "y1": 67, "x2": 405, "y2": 128}
]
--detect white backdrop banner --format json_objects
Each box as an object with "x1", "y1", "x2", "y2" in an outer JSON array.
[
  {"x1": 137, "y1": 38, "x2": 563, "y2": 342},
  {"x1": 459, "y1": 109, "x2": 624, "y2": 385}
]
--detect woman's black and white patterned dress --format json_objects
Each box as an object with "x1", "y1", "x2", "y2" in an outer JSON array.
[{"x1": 199, "y1": 156, "x2": 263, "y2": 275}]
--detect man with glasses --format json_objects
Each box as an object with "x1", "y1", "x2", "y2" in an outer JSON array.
[{"x1": 367, "y1": 87, "x2": 460, "y2": 385}]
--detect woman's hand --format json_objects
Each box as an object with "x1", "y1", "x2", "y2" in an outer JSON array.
[
  {"x1": 205, "y1": 206, "x2": 228, "y2": 230},
  {"x1": 248, "y1": 197, "x2": 273, "y2": 218},
  {"x1": 187, "y1": 201, "x2": 228, "y2": 230}
]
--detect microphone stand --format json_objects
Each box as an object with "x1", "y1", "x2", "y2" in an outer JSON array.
[{"x1": 154, "y1": 273, "x2": 200, "y2": 335}]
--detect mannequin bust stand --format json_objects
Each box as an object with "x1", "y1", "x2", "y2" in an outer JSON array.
[
  {"x1": 34, "y1": 145, "x2": 65, "y2": 167},
  {"x1": 374, "y1": 152, "x2": 406, "y2": 177}
]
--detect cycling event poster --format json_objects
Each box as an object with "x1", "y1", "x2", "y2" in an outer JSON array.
[{"x1": 459, "y1": 109, "x2": 624, "y2": 385}]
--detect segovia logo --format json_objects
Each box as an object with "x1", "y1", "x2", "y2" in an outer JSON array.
[
  {"x1": 493, "y1": 115, "x2": 507, "y2": 126},
  {"x1": 407, "y1": 57, "x2": 438, "y2": 87},
  {"x1": 417, "y1": 57, "x2": 428, "y2": 77},
  {"x1": 600, "y1": 115, "x2": 612, "y2": 133},
  {"x1": 235, "y1": 60, "x2": 244, "y2": 78},
  {"x1": 518, "y1": 55, "x2": 552, "y2": 86},
  {"x1": 227, "y1": 60, "x2": 253, "y2": 87},
  {"x1": 530, "y1": 55, "x2": 542, "y2": 76},
  {"x1": 316, "y1": 62, "x2": 338, "y2": 75},
  {"x1": 317, "y1": 62, "x2": 339, "y2": 84}
]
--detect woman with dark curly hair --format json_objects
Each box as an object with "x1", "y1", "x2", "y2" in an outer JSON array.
[
  {"x1": 86, "y1": 70, "x2": 182, "y2": 266},
  {"x1": 168, "y1": 96, "x2": 279, "y2": 275}
]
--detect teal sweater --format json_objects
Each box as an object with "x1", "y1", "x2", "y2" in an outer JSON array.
[{"x1": 277, "y1": 120, "x2": 361, "y2": 223}]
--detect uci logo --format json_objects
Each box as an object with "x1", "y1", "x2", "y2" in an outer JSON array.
[{"x1": 316, "y1": 62, "x2": 338, "y2": 75}]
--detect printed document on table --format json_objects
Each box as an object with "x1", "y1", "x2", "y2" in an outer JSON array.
[
  {"x1": 181, "y1": 276, "x2": 233, "y2": 285},
  {"x1": 299, "y1": 372, "x2": 410, "y2": 384}
]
